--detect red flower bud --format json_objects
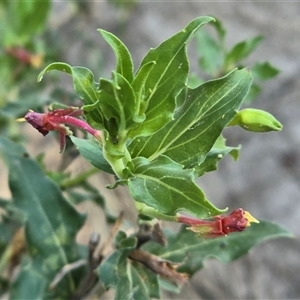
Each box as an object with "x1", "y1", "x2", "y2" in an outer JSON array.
[
  {"x1": 17, "y1": 107, "x2": 101, "y2": 152},
  {"x1": 24, "y1": 111, "x2": 48, "y2": 136},
  {"x1": 177, "y1": 208, "x2": 259, "y2": 238},
  {"x1": 6, "y1": 47, "x2": 43, "y2": 68}
]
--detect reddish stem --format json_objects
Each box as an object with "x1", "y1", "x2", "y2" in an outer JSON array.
[{"x1": 49, "y1": 115, "x2": 101, "y2": 140}]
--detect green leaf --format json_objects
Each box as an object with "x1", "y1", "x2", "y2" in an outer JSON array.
[
  {"x1": 211, "y1": 18, "x2": 226, "y2": 43},
  {"x1": 129, "y1": 68, "x2": 252, "y2": 168},
  {"x1": 192, "y1": 136, "x2": 240, "y2": 178},
  {"x1": 9, "y1": 260, "x2": 47, "y2": 300},
  {"x1": 0, "y1": 198, "x2": 24, "y2": 224},
  {"x1": 38, "y1": 63, "x2": 103, "y2": 127},
  {"x1": 129, "y1": 61, "x2": 156, "y2": 128},
  {"x1": 98, "y1": 71, "x2": 138, "y2": 133},
  {"x1": 97, "y1": 234, "x2": 153, "y2": 300},
  {"x1": 131, "y1": 261, "x2": 160, "y2": 298},
  {"x1": 143, "y1": 221, "x2": 293, "y2": 276},
  {"x1": 1, "y1": 0, "x2": 50, "y2": 46},
  {"x1": 0, "y1": 199, "x2": 23, "y2": 259},
  {"x1": 70, "y1": 136, "x2": 114, "y2": 174},
  {"x1": 0, "y1": 138, "x2": 85, "y2": 299},
  {"x1": 128, "y1": 156, "x2": 225, "y2": 219},
  {"x1": 99, "y1": 29, "x2": 134, "y2": 83},
  {"x1": 117, "y1": 235, "x2": 137, "y2": 250},
  {"x1": 251, "y1": 61, "x2": 280, "y2": 80},
  {"x1": 196, "y1": 29, "x2": 223, "y2": 76},
  {"x1": 176, "y1": 85, "x2": 189, "y2": 107},
  {"x1": 129, "y1": 16, "x2": 215, "y2": 136},
  {"x1": 102, "y1": 252, "x2": 151, "y2": 300},
  {"x1": 225, "y1": 35, "x2": 263, "y2": 67},
  {"x1": 38, "y1": 63, "x2": 98, "y2": 105},
  {"x1": 158, "y1": 277, "x2": 181, "y2": 295}
]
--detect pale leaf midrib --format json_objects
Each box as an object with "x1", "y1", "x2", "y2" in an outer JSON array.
[
  {"x1": 145, "y1": 35, "x2": 190, "y2": 116},
  {"x1": 136, "y1": 173, "x2": 207, "y2": 209},
  {"x1": 147, "y1": 77, "x2": 242, "y2": 161},
  {"x1": 165, "y1": 85, "x2": 244, "y2": 155},
  {"x1": 73, "y1": 71, "x2": 98, "y2": 103}
]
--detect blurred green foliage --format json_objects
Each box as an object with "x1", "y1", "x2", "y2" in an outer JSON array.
[
  {"x1": 191, "y1": 19, "x2": 280, "y2": 102},
  {"x1": 0, "y1": 1, "x2": 52, "y2": 140}
]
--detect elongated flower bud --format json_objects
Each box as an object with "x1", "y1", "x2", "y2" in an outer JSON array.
[
  {"x1": 228, "y1": 108, "x2": 282, "y2": 132},
  {"x1": 17, "y1": 107, "x2": 101, "y2": 152},
  {"x1": 177, "y1": 208, "x2": 259, "y2": 237}
]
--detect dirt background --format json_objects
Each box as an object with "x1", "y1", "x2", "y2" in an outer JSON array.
[{"x1": 2, "y1": 1, "x2": 300, "y2": 299}]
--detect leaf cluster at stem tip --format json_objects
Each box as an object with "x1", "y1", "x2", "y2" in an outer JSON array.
[{"x1": 35, "y1": 16, "x2": 282, "y2": 222}]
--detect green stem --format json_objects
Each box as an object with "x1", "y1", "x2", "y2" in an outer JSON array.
[
  {"x1": 60, "y1": 168, "x2": 98, "y2": 189},
  {"x1": 102, "y1": 130, "x2": 132, "y2": 179},
  {"x1": 0, "y1": 243, "x2": 13, "y2": 275},
  {"x1": 134, "y1": 202, "x2": 177, "y2": 222}
]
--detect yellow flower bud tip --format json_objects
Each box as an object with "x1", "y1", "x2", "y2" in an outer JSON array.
[
  {"x1": 244, "y1": 211, "x2": 259, "y2": 227},
  {"x1": 16, "y1": 118, "x2": 26, "y2": 122},
  {"x1": 29, "y1": 53, "x2": 44, "y2": 69}
]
